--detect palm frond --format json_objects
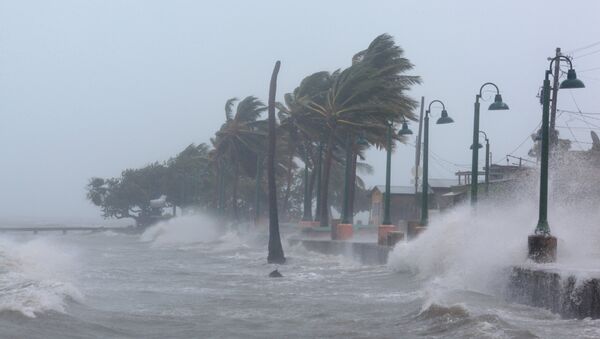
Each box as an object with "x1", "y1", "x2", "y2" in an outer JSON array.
[{"x1": 225, "y1": 97, "x2": 238, "y2": 121}]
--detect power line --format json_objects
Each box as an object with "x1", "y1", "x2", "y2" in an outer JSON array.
[
  {"x1": 579, "y1": 66, "x2": 600, "y2": 73},
  {"x1": 558, "y1": 109, "x2": 600, "y2": 116},
  {"x1": 573, "y1": 48, "x2": 600, "y2": 59},
  {"x1": 504, "y1": 121, "x2": 541, "y2": 158},
  {"x1": 568, "y1": 40, "x2": 600, "y2": 54},
  {"x1": 564, "y1": 121, "x2": 584, "y2": 150},
  {"x1": 556, "y1": 125, "x2": 599, "y2": 130},
  {"x1": 557, "y1": 109, "x2": 600, "y2": 118}
]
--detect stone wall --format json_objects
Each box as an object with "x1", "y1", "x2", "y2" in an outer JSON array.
[{"x1": 508, "y1": 266, "x2": 600, "y2": 319}]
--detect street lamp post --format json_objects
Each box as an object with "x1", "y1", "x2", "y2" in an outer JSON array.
[
  {"x1": 420, "y1": 100, "x2": 454, "y2": 227},
  {"x1": 470, "y1": 83, "x2": 509, "y2": 206},
  {"x1": 529, "y1": 56, "x2": 584, "y2": 263},
  {"x1": 471, "y1": 131, "x2": 491, "y2": 196},
  {"x1": 382, "y1": 123, "x2": 393, "y2": 226},
  {"x1": 482, "y1": 132, "x2": 490, "y2": 196},
  {"x1": 377, "y1": 120, "x2": 413, "y2": 245},
  {"x1": 337, "y1": 133, "x2": 369, "y2": 240}
]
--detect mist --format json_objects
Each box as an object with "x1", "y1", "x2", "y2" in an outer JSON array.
[{"x1": 1, "y1": 0, "x2": 599, "y2": 223}]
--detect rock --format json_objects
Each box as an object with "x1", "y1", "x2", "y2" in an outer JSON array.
[{"x1": 269, "y1": 269, "x2": 283, "y2": 278}]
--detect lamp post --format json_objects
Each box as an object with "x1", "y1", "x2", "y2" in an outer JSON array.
[
  {"x1": 482, "y1": 131, "x2": 490, "y2": 196},
  {"x1": 529, "y1": 56, "x2": 584, "y2": 263},
  {"x1": 471, "y1": 131, "x2": 490, "y2": 196},
  {"x1": 377, "y1": 120, "x2": 413, "y2": 245},
  {"x1": 470, "y1": 83, "x2": 509, "y2": 206},
  {"x1": 337, "y1": 133, "x2": 368, "y2": 240},
  {"x1": 420, "y1": 100, "x2": 454, "y2": 226}
]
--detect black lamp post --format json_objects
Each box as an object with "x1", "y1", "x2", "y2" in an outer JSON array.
[
  {"x1": 470, "y1": 83, "x2": 509, "y2": 206},
  {"x1": 471, "y1": 131, "x2": 490, "y2": 196},
  {"x1": 421, "y1": 100, "x2": 454, "y2": 226},
  {"x1": 376, "y1": 120, "x2": 413, "y2": 245},
  {"x1": 529, "y1": 56, "x2": 584, "y2": 263}
]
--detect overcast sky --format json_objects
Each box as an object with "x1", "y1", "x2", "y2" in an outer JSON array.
[{"x1": 1, "y1": 0, "x2": 599, "y2": 223}]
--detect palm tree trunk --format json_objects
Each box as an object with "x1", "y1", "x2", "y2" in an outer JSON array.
[
  {"x1": 301, "y1": 160, "x2": 312, "y2": 221},
  {"x1": 320, "y1": 129, "x2": 335, "y2": 228},
  {"x1": 314, "y1": 143, "x2": 323, "y2": 222},
  {"x1": 308, "y1": 162, "x2": 317, "y2": 216},
  {"x1": 267, "y1": 61, "x2": 285, "y2": 264},
  {"x1": 348, "y1": 150, "x2": 358, "y2": 222},
  {"x1": 281, "y1": 151, "x2": 294, "y2": 221},
  {"x1": 232, "y1": 163, "x2": 239, "y2": 221}
]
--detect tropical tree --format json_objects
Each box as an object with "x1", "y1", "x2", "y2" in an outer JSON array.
[
  {"x1": 277, "y1": 71, "x2": 333, "y2": 221},
  {"x1": 303, "y1": 34, "x2": 421, "y2": 227},
  {"x1": 163, "y1": 143, "x2": 214, "y2": 212},
  {"x1": 86, "y1": 162, "x2": 170, "y2": 226},
  {"x1": 211, "y1": 96, "x2": 267, "y2": 220}
]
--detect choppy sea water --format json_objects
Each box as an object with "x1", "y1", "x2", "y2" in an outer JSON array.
[{"x1": 1, "y1": 213, "x2": 600, "y2": 339}]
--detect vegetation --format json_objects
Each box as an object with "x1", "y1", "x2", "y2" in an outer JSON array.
[{"x1": 86, "y1": 34, "x2": 420, "y2": 231}]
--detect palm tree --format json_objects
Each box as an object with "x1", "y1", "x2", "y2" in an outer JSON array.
[
  {"x1": 277, "y1": 71, "x2": 333, "y2": 222},
  {"x1": 212, "y1": 96, "x2": 267, "y2": 220},
  {"x1": 303, "y1": 34, "x2": 421, "y2": 228},
  {"x1": 267, "y1": 61, "x2": 285, "y2": 264}
]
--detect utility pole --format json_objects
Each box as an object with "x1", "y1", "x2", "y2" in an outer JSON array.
[{"x1": 550, "y1": 47, "x2": 561, "y2": 131}]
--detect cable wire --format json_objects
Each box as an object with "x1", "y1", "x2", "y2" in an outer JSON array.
[{"x1": 568, "y1": 40, "x2": 600, "y2": 54}]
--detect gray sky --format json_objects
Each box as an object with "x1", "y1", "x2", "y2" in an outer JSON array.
[{"x1": 1, "y1": 0, "x2": 599, "y2": 223}]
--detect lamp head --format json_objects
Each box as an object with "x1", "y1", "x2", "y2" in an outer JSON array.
[
  {"x1": 560, "y1": 69, "x2": 585, "y2": 89},
  {"x1": 436, "y1": 109, "x2": 454, "y2": 124},
  {"x1": 470, "y1": 143, "x2": 483, "y2": 150},
  {"x1": 398, "y1": 122, "x2": 413, "y2": 136},
  {"x1": 488, "y1": 94, "x2": 509, "y2": 110}
]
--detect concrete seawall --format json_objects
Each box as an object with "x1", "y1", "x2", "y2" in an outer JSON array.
[
  {"x1": 508, "y1": 266, "x2": 600, "y2": 319},
  {"x1": 288, "y1": 239, "x2": 391, "y2": 265}
]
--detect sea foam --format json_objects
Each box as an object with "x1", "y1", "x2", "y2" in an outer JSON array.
[{"x1": 0, "y1": 236, "x2": 82, "y2": 317}]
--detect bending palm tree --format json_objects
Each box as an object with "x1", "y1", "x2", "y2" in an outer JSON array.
[
  {"x1": 267, "y1": 61, "x2": 285, "y2": 264},
  {"x1": 212, "y1": 96, "x2": 267, "y2": 221},
  {"x1": 304, "y1": 34, "x2": 421, "y2": 229}
]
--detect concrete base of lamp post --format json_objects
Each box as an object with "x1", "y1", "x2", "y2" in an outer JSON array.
[
  {"x1": 299, "y1": 220, "x2": 320, "y2": 228},
  {"x1": 386, "y1": 231, "x2": 404, "y2": 247},
  {"x1": 528, "y1": 234, "x2": 557, "y2": 263},
  {"x1": 336, "y1": 223, "x2": 353, "y2": 241},
  {"x1": 378, "y1": 225, "x2": 397, "y2": 245},
  {"x1": 407, "y1": 221, "x2": 427, "y2": 240},
  {"x1": 414, "y1": 226, "x2": 427, "y2": 237}
]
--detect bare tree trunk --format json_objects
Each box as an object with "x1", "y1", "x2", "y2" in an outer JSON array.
[{"x1": 267, "y1": 61, "x2": 285, "y2": 264}]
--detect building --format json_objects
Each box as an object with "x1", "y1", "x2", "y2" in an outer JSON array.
[{"x1": 368, "y1": 178, "x2": 463, "y2": 226}]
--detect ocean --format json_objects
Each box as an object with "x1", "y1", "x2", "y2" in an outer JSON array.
[{"x1": 1, "y1": 209, "x2": 599, "y2": 339}]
